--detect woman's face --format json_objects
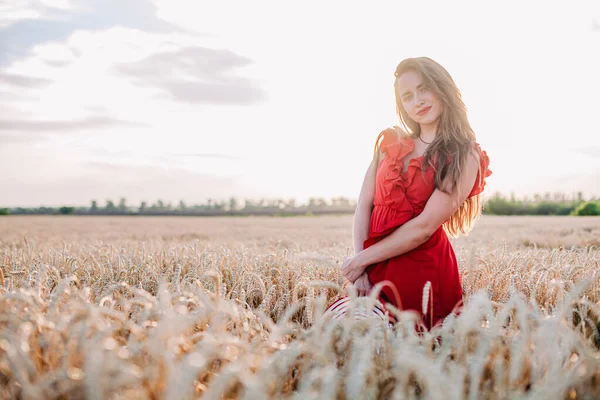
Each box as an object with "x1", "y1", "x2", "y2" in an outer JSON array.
[{"x1": 396, "y1": 69, "x2": 443, "y2": 126}]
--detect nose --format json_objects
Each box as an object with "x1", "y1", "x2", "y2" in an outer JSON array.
[{"x1": 414, "y1": 92, "x2": 425, "y2": 106}]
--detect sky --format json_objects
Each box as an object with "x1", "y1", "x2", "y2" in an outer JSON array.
[{"x1": 1, "y1": 0, "x2": 599, "y2": 208}]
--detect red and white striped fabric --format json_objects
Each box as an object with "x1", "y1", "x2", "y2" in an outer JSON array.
[{"x1": 322, "y1": 295, "x2": 390, "y2": 323}]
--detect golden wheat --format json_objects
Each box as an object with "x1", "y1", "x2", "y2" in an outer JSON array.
[{"x1": 0, "y1": 215, "x2": 598, "y2": 399}]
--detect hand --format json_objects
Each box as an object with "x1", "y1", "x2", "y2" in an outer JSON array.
[
  {"x1": 354, "y1": 273, "x2": 373, "y2": 297},
  {"x1": 341, "y1": 252, "x2": 365, "y2": 283}
]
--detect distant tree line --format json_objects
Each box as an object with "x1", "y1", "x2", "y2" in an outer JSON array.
[
  {"x1": 483, "y1": 192, "x2": 599, "y2": 216},
  {"x1": 1, "y1": 192, "x2": 598, "y2": 216},
  {"x1": 0, "y1": 196, "x2": 357, "y2": 217}
]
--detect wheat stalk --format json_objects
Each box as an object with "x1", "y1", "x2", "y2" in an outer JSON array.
[{"x1": 0, "y1": 215, "x2": 598, "y2": 399}]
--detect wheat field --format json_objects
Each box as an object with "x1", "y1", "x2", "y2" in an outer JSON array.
[{"x1": 0, "y1": 215, "x2": 599, "y2": 399}]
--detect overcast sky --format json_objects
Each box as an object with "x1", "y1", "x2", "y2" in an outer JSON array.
[{"x1": 1, "y1": 0, "x2": 599, "y2": 207}]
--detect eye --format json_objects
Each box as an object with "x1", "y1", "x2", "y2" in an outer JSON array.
[
  {"x1": 403, "y1": 94, "x2": 413, "y2": 101},
  {"x1": 419, "y1": 86, "x2": 429, "y2": 93}
]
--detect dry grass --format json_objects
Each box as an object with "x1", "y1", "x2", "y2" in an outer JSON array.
[{"x1": 0, "y1": 215, "x2": 599, "y2": 399}]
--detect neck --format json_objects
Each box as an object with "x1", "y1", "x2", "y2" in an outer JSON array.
[{"x1": 419, "y1": 122, "x2": 438, "y2": 143}]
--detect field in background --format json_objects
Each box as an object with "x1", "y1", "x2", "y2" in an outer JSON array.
[{"x1": 0, "y1": 215, "x2": 599, "y2": 399}]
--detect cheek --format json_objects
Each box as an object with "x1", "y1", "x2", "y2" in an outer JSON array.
[
  {"x1": 425, "y1": 92, "x2": 437, "y2": 104},
  {"x1": 434, "y1": 100, "x2": 444, "y2": 116},
  {"x1": 430, "y1": 96, "x2": 442, "y2": 114}
]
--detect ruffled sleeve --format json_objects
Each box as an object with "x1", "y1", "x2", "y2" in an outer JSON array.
[
  {"x1": 468, "y1": 143, "x2": 492, "y2": 198},
  {"x1": 377, "y1": 127, "x2": 413, "y2": 160},
  {"x1": 377, "y1": 127, "x2": 399, "y2": 154}
]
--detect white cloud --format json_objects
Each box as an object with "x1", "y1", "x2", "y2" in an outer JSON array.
[
  {"x1": 0, "y1": 0, "x2": 73, "y2": 28},
  {"x1": 1, "y1": 26, "x2": 267, "y2": 151},
  {"x1": 114, "y1": 45, "x2": 266, "y2": 105}
]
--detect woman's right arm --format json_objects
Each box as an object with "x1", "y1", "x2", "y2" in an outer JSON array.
[{"x1": 352, "y1": 151, "x2": 381, "y2": 255}]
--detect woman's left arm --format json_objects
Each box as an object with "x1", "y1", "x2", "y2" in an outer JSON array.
[{"x1": 342, "y1": 149, "x2": 481, "y2": 282}]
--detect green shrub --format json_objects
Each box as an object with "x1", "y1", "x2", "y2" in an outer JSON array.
[
  {"x1": 58, "y1": 206, "x2": 75, "y2": 215},
  {"x1": 571, "y1": 201, "x2": 600, "y2": 216},
  {"x1": 0, "y1": 208, "x2": 9, "y2": 215}
]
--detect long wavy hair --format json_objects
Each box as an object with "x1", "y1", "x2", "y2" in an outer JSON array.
[{"x1": 374, "y1": 57, "x2": 485, "y2": 237}]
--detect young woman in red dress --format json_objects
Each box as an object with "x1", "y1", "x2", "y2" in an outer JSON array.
[{"x1": 336, "y1": 57, "x2": 492, "y2": 330}]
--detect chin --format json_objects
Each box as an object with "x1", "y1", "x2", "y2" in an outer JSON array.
[
  {"x1": 415, "y1": 115, "x2": 434, "y2": 125},
  {"x1": 418, "y1": 111, "x2": 441, "y2": 125},
  {"x1": 424, "y1": 115, "x2": 441, "y2": 125}
]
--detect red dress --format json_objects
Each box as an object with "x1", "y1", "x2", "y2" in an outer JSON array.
[{"x1": 364, "y1": 127, "x2": 492, "y2": 329}]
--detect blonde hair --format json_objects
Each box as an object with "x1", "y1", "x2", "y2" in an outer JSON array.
[{"x1": 374, "y1": 57, "x2": 485, "y2": 237}]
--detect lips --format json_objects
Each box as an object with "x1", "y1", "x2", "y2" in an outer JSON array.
[{"x1": 417, "y1": 106, "x2": 432, "y2": 116}]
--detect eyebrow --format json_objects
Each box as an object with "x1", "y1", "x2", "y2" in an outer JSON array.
[{"x1": 401, "y1": 84, "x2": 424, "y2": 97}]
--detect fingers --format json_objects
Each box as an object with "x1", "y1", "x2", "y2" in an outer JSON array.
[
  {"x1": 356, "y1": 284, "x2": 367, "y2": 297},
  {"x1": 343, "y1": 271, "x2": 353, "y2": 282},
  {"x1": 343, "y1": 270, "x2": 359, "y2": 283},
  {"x1": 357, "y1": 284, "x2": 373, "y2": 297},
  {"x1": 353, "y1": 282, "x2": 361, "y2": 297}
]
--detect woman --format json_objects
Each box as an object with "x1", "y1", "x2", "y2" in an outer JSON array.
[{"x1": 337, "y1": 57, "x2": 492, "y2": 330}]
